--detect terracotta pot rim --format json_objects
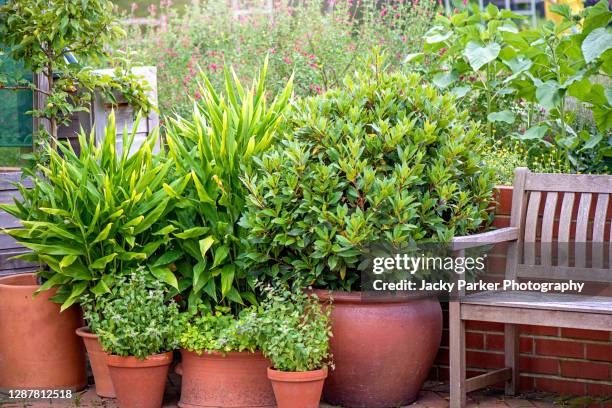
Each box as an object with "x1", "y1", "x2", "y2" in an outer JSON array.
[
  {"x1": 106, "y1": 351, "x2": 173, "y2": 368},
  {"x1": 180, "y1": 349, "x2": 265, "y2": 359},
  {"x1": 0, "y1": 272, "x2": 40, "y2": 290},
  {"x1": 311, "y1": 289, "x2": 439, "y2": 304},
  {"x1": 75, "y1": 326, "x2": 98, "y2": 339},
  {"x1": 267, "y1": 366, "x2": 328, "y2": 382}
]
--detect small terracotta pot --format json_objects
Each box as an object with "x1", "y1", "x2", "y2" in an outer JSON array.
[
  {"x1": 0, "y1": 273, "x2": 87, "y2": 390},
  {"x1": 106, "y1": 352, "x2": 172, "y2": 408},
  {"x1": 178, "y1": 349, "x2": 275, "y2": 407},
  {"x1": 267, "y1": 367, "x2": 327, "y2": 408},
  {"x1": 76, "y1": 326, "x2": 115, "y2": 397},
  {"x1": 315, "y1": 290, "x2": 442, "y2": 408}
]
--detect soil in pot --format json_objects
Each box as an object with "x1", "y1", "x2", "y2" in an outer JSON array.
[
  {"x1": 315, "y1": 290, "x2": 442, "y2": 408},
  {"x1": 267, "y1": 367, "x2": 327, "y2": 408},
  {"x1": 106, "y1": 352, "x2": 172, "y2": 408},
  {"x1": 178, "y1": 349, "x2": 275, "y2": 408},
  {"x1": 0, "y1": 273, "x2": 87, "y2": 390},
  {"x1": 76, "y1": 326, "x2": 115, "y2": 397}
]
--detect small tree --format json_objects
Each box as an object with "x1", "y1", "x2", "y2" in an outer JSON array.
[{"x1": 0, "y1": 0, "x2": 152, "y2": 144}]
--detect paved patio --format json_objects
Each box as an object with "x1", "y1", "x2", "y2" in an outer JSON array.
[{"x1": 2, "y1": 381, "x2": 605, "y2": 408}]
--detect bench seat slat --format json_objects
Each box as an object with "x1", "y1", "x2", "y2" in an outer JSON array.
[{"x1": 462, "y1": 291, "x2": 612, "y2": 314}]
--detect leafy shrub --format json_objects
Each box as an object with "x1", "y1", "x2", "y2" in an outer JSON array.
[
  {"x1": 163, "y1": 61, "x2": 292, "y2": 312},
  {"x1": 83, "y1": 272, "x2": 181, "y2": 359},
  {"x1": 0, "y1": 113, "x2": 186, "y2": 310},
  {"x1": 256, "y1": 285, "x2": 332, "y2": 372},
  {"x1": 123, "y1": 0, "x2": 439, "y2": 117},
  {"x1": 179, "y1": 306, "x2": 260, "y2": 354},
  {"x1": 240, "y1": 56, "x2": 495, "y2": 291}
]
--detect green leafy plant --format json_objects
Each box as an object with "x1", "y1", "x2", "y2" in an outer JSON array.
[
  {"x1": 256, "y1": 284, "x2": 332, "y2": 372},
  {"x1": 0, "y1": 112, "x2": 188, "y2": 310},
  {"x1": 83, "y1": 271, "x2": 181, "y2": 359},
  {"x1": 163, "y1": 59, "x2": 293, "y2": 312},
  {"x1": 0, "y1": 0, "x2": 153, "y2": 143},
  {"x1": 240, "y1": 53, "x2": 495, "y2": 291},
  {"x1": 179, "y1": 306, "x2": 260, "y2": 354}
]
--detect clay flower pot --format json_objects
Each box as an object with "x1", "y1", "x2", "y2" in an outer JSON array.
[
  {"x1": 76, "y1": 326, "x2": 115, "y2": 397},
  {"x1": 315, "y1": 290, "x2": 442, "y2": 408},
  {"x1": 178, "y1": 349, "x2": 275, "y2": 407},
  {"x1": 267, "y1": 367, "x2": 327, "y2": 408},
  {"x1": 106, "y1": 351, "x2": 173, "y2": 408},
  {"x1": 0, "y1": 273, "x2": 87, "y2": 390}
]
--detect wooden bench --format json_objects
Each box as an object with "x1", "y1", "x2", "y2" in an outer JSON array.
[{"x1": 449, "y1": 168, "x2": 612, "y2": 407}]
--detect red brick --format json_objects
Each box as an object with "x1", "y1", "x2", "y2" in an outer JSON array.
[
  {"x1": 438, "y1": 366, "x2": 449, "y2": 381},
  {"x1": 494, "y1": 186, "x2": 513, "y2": 215},
  {"x1": 586, "y1": 343, "x2": 612, "y2": 363},
  {"x1": 518, "y1": 375, "x2": 535, "y2": 391},
  {"x1": 466, "y1": 350, "x2": 504, "y2": 369},
  {"x1": 561, "y1": 328, "x2": 610, "y2": 341},
  {"x1": 484, "y1": 333, "x2": 533, "y2": 353},
  {"x1": 466, "y1": 320, "x2": 504, "y2": 332},
  {"x1": 561, "y1": 360, "x2": 611, "y2": 381},
  {"x1": 493, "y1": 216, "x2": 510, "y2": 228},
  {"x1": 520, "y1": 325, "x2": 559, "y2": 336},
  {"x1": 586, "y1": 382, "x2": 612, "y2": 397},
  {"x1": 535, "y1": 377, "x2": 586, "y2": 395},
  {"x1": 536, "y1": 338, "x2": 584, "y2": 359},
  {"x1": 520, "y1": 356, "x2": 559, "y2": 375},
  {"x1": 466, "y1": 332, "x2": 485, "y2": 349}
]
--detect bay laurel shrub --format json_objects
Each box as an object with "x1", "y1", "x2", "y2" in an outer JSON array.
[
  {"x1": 83, "y1": 272, "x2": 181, "y2": 359},
  {"x1": 240, "y1": 58, "x2": 495, "y2": 290},
  {"x1": 164, "y1": 60, "x2": 293, "y2": 312},
  {"x1": 0, "y1": 113, "x2": 187, "y2": 310}
]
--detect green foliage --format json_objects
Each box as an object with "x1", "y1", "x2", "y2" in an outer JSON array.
[
  {"x1": 0, "y1": 112, "x2": 186, "y2": 311},
  {"x1": 256, "y1": 285, "x2": 332, "y2": 372},
  {"x1": 163, "y1": 60, "x2": 293, "y2": 312},
  {"x1": 122, "y1": 0, "x2": 439, "y2": 118},
  {"x1": 240, "y1": 55, "x2": 495, "y2": 291},
  {"x1": 83, "y1": 272, "x2": 181, "y2": 359},
  {"x1": 413, "y1": 1, "x2": 612, "y2": 173},
  {"x1": 0, "y1": 0, "x2": 153, "y2": 141},
  {"x1": 179, "y1": 306, "x2": 260, "y2": 354}
]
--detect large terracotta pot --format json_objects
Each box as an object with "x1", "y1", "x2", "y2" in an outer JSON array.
[
  {"x1": 76, "y1": 326, "x2": 115, "y2": 397},
  {"x1": 315, "y1": 290, "x2": 442, "y2": 408},
  {"x1": 0, "y1": 273, "x2": 87, "y2": 390},
  {"x1": 267, "y1": 367, "x2": 327, "y2": 408},
  {"x1": 178, "y1": 349, "x2": 275, "y2": 407},
  {"x1": 106, "y1": 352, "x2": 172, "y2": 408}
]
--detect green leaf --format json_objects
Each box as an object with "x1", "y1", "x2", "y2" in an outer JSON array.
[
  {"x1": 90, "y1": 253, "x2": 118, "y2": 269},
  {"x1": 59, "y1": 255, "x2": 78, "y2": 269},
  {"x1": 403, "y1": 53, "x2": 423, "y2": 64},
  {"x1": 199, "y1": 236, "x2": 215, "y2": 258},
  {"x1": 92, "y1": 223, "x2": 113, "y2": 244},
  {"x1": 450, "y1": 85, "x2": 471, "y2": 98},
  {"x1": 582, "y1": 28, "x2": 612, "y2": 64},
  {"x1": 432, "y1": 71, "x2": 457, "y2": 89},
  {"x1": 220, "y1": 264, "x2": 235, "y2": 297},
  {"x1": 487, "y1": 110, "x2": 515, "y2": 124},
  {"x1": 536, "y1": 81, "x2": 562, "y2": 110},
  {"x1": 153, "y1": 249, "x2": 182, "y2": 266},
  {"x1": 149, "y1": 265, "x2": 179, "y2": 289},
  {"x1": 212, "y1": 245, "x2": 230, "y2": 268},
  {"x1": 464, "y1": 41, "x2": 501, "y2": 71},
  {"x1": 174, "y1": 227, "x2": 210, "y2": 239},
  {"x1": 60, "y1": 282, "x2": 87, "y2": 312},
  {"x1": 424, "y1": 29, "x2": 452, "y2": 44},
  {"x1": 519, "y1": 125, "x2": 548, "y2": 140}
]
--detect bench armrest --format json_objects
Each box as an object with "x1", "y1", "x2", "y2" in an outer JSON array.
[{"x1": 451, "y1": 227, "x2": 519, "y2": 251}]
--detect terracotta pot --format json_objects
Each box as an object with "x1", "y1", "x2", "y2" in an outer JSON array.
[
  {"x1": 76, "y1": 326, "x2": 115, "y2": 397},
  {"x1": 315, "y1": 290, "x2": 442, "y2": 408},
  {"x1": 0, "y1": 273, "x2": 87, "y2": 390},
  {"x1": 106, "y1": 352, "x2": 172, "y2": 408},
  {"x1": 267, "y1": 367, "x2": 327, "y2": 408},
  {"x1": 178, "y1": 349, "x2": 275, "y2": 407}
]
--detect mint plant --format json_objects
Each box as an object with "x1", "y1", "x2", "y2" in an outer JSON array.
[
  {"x1": 256, "y1": 285, "x2": 332, "y2": 372},
  {"x1": 83, "y1": 272, "x2": 181, "y2": 359}
]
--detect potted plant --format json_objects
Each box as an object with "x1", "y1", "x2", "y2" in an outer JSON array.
[
  {"x1": 240, "y1": 54, "x2": 495, "y2": 407},
  {"x1": 83, "y1": 272, "x2": 181, "y2": 408},
  {"x1": 257, "y1": 285, "x2": 333, "y2": 408},
  {"x1": 177, "y1": 307, "x2": 275, "y2": 407},
  {"x1": 1, "y1": 112, "x2": 187, "y2": 396}
]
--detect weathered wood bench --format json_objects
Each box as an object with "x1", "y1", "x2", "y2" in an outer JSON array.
[{"x1": 449, "y1": 168, "x2": 612, "y2": 407}]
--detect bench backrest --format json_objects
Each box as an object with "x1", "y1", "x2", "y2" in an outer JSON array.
[{"x1": 508, "y1": 168, "x2": 612, "y2": 283}]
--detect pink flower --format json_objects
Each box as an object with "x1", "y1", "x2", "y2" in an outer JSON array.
[
  {"x1": 462, "y1": 0, "x2": 468, "y2": 5},
  {"x1": 130, "y1": 2, "x2": 138, "y2": 13},
  {"x1": 380, "y1": 7, "x2": 387, "y2": 17},
  {"x1": 148, "y1": 4, "x2": 157, "y2": 17},
  {"x1": 283, "y1": 57, "x2": 292, "y2": 65},
  {"x1": 194, "y1": 90, "x2": 201, "y2": 100}
]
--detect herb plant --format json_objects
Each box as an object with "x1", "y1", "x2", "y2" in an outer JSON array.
[
  {"x1": 179, "y1": 306, "x2": 260, "y2": 354},
  {"x1": 0, "y1": 112, "x2": 188, "y2": 310},
  {"x1": 83, "y1": 272, "x2": 181, "y2": 359},
  {"x1": 256, "y1": 285, "x2": 332, "y2": 372},
  {"x1": 240, "y1": 54, "x2": 495, "y2": 291},
  {"x1": 163, "y1": 60, "x2": 292, "y2": 312}
]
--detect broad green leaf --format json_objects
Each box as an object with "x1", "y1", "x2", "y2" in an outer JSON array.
[
  {"x1": 464, "y1": 41, "x2": 501, "y2": 71},
  {"x1": 432, "y1": 71, "x2": 457, "y2": 89},
  {"x1": 220, "y1": 264, "x2": 235, "y2": 297},
  {"x1": 59, "y1": 255, "x2": 77, "y2": 269},
  {"x1": 450, "y1": 85, "x2": 471, "y2": 98},
  {"x1": 582, "y1": 28, "x2": 612, "y2": 64},
  {"x1": 199, "y1": 236, "x2": 215, "y2": 258},
  {"x1": 153, "y1": 249, "x2": 182, "y2": 266},
  {"x1": 174, "y1": 227, "x2": 210, "y2": 239},
  {"x1": 536, "y1": 81, "x2": 562, "y2": 110},
  {"x1": 519, "y1": 125, "x2": 548, "y2": 140},
  {"x1": 92, "y1": 223, "x2": 113, "y2": 244},
  {"x1": 149, "y1": 265, "x2": 179, "y2": 289},
  {"x1": 212, "y1": 245, "x2": 230, "y2": 268},
  {"x1": 90, "y1": 253, "x2": 118, "y2": 270},
  {"x1": 487, "y1": 110, "x2": 515, "y2": 124}
]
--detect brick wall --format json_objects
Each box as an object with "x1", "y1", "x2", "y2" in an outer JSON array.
[{"x1": 429, "y1": 186, "x2": 612, "y2": 397}]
